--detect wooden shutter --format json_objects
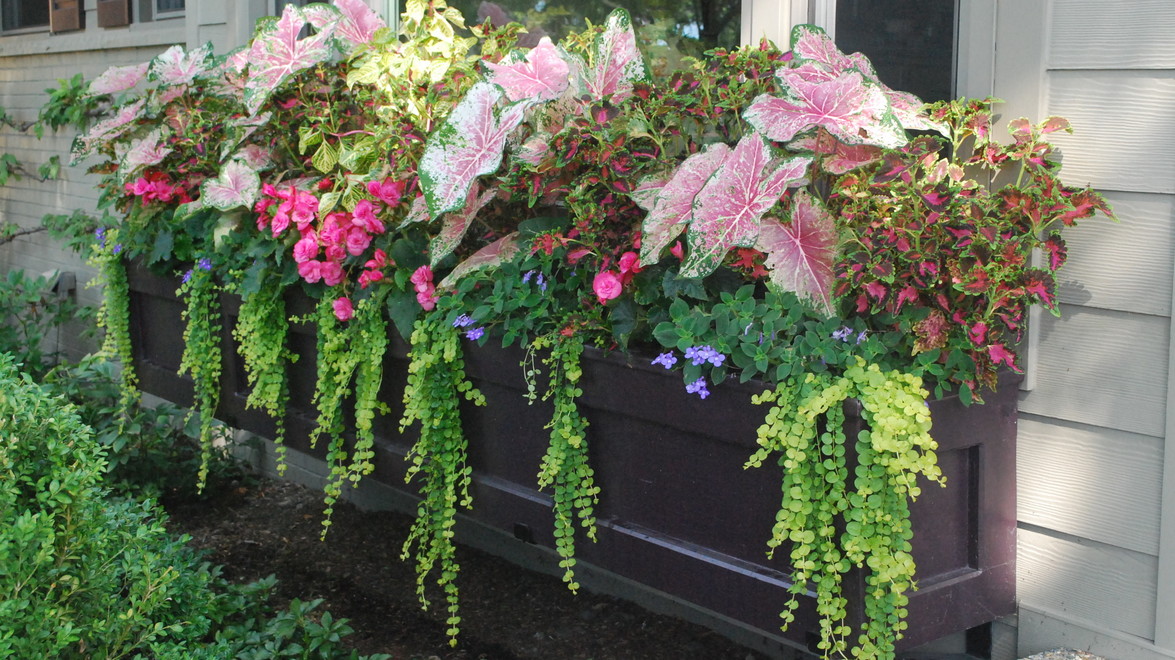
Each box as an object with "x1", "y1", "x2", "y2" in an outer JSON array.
[
  {"x1": 97, "y1": 0, "x2": 131, "y2": 27},
  {"x1": 50, "y1": 0, "x2": 83, "y2": 32}
]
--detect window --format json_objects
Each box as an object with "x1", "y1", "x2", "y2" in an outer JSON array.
[
  {"x1": 155, "y1": 0, "x2": 183, "y2": 15},
  {"x1": 1, "y1": 0, "x2": 50, "y2": 32}
]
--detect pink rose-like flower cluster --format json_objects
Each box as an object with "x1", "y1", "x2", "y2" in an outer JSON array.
[
  {"x1": 592, "y1": 251, "x2": 642, "y2": 305},
  {"x1": 410, "y1": 265, "x2": 438, "y2": 311},
  {"x1": 125, "y1": 171, "x2": 189, "y2": 204}
]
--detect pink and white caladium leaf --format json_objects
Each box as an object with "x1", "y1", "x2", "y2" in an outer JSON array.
[
  {"x1": 419, "y1": 82, "x2": 528, "y2": 218},
  {"x1": 70, "y1": 99, "x2": 146, "y2": 164},
  {"x1": 201, "y1": 159, "x2": 262, "y2": 211},
  {"x1": 233, "y1": 144, "x2": 274, "y2": 171},
  {"x1": 581, "y1": 8, "x2": 648, "y2": 102},
  {"x1": 329, "y1": 0, "x2": 385, "y2": 48},
  {"x1": 638, "y1": 143, "x2": 730, "y2": 266},
  {"x1": 630, "y1": 174, "x2": 668, "y2": 211},
  {"x1": 89, "y1": 62, "x2": 149, "y2": 96},
  {"x1": 789, "y1": 134, "x2": 881, "y2": 174},
  {"x1": 745, "y1": 68, "x2": 905, "y2": 148},
  {"x1": 219, "y1": 111, "x2": 272, "y2": 160},
  {"x1": 680, "y1": 133, "x2": 811, "y2": 279},
  {"x1": 484, "y1": 36, "x2": 570, "y2": 103},
  {"x1": 243, "y1": 6, "x2": 335, "y2": 115},
  {"x1": 399, "y1": 192, "x2": 430, "y2": 228},
  {"x1": 429, "y1": 184, "x2": 498, "y2": 266},
  {"x1": 438, "y1": 232, "x2": 521, "y2": 288},
  {"x1": 755, "y1": 191, "x2": 838, "y2": 315},
  {"x1": 148, "y1": 43, "x2": 214, "y2": 87},
  {"x1": 119, "y1": 128, "x2": 172, "y2": 178}
]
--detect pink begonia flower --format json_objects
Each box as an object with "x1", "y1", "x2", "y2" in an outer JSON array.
[
  {"x1": 366, "y1": 178, "x2": 406, "y2": 206},
  {"x1": 411, "y1": 265, "x2": 438, "y2": 310},
  {"x1": 325, "y1": 244, "x2": 347, "y2": 262},
  {"x1": 270, "y1": 209, "x2": 291, "y2": 236},
  {"x1": 358, "y1": 269, "x2": 383, "y2": 288},
  {"x1": 332, "y1": 296, "x2": 354, "y2": 322},
  {"x1": 352, "y1": 199, "x2": 385, "y2": 234},
  {"x1": 293, "y1": 235, "x2": 319, "y2": 263},
  {"x1": 618, "y1": 251, "x2": 642, "y2": 285},
  {"x1": 298, "y1": 260, "x2": 323, "y2": 284},
  {"x1": 321, "y1": 261, "x2": 345, "y2": 287},
  {"x1": 593, "y1": 270, "x2": 623, "y2": 305},
  {"x1": 365, "y1": 249, "x2": 388, "y2": 269},
  {"x1": 345, "y1": 227, "x2": 372, "y2": 256},
  {"x1": 290, "y1": 191, "x2": 318, "y2": 230},
  {"x1": 410, "y1": 264, "x2": 433, "y2": 286},
  {"x1": 669, "y1": 241, "x2": 684, "y2": 260}
]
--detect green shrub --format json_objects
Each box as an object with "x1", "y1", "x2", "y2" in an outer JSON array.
[{"x1": 0, "y1": 268, "x2": 92, "y2": 377}]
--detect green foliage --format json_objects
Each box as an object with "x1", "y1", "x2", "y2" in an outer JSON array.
[
  {"x1": 177, "y1": 258, "x2": 224, "y2": 490},
  {"x1": 234, "y1": 280, "x2": 296, "y2": 472},
  {"x1": 308, "y1": 292, "x2": 390, "y2": 535},
  {"x1": 89, "y1": 231, "x2": 140, "y2": 419},
  {"x1": 745, "y1": 360, "x2": 940, "y2": 658},
  {"x1": 526, "y1": 333, "x2": 599, "y2": 591},
  {"x1": 0, "y1": 268, "x2": 93, "y2": 377},
  {"x1": 399, "y1": 314, "x2": 486, "y2": 644}
]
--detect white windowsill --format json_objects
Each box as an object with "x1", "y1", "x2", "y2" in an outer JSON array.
[{"x1": 0, "y1": 21, "x2": 185, "y2": 56}]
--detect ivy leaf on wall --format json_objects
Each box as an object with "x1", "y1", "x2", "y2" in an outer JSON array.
[
  {"x1": 438, "y1": 232, "x2": 521, "y2": 288},
  {"x1": 745, "y1": 68, "x2": 905, "y2": 149},
  {"x1": 680, "y1": 133, "x2": 810, "y2": 279},
  {"x1": 581, "y1": 8, "x2": 648, "y2": 102},
  {"x1": 419, "y1": 82, "x2": 528, "y2": 218},
  {"x1": 330, "y1": 0, "x2": 385, "y2": 47},
  {"x1": 89, "y1": 62, "x2": 149, "y2": 95},
  {"x1": 755, "y1": 191, "x2": 838, "y2": 314},
  {"x1": 429, "y1": 184, "x2": 498, "y2": 266},
  {"x1": 638, "y1": 143, "x2": 729, "y2": 266},
  {"x1": 243, "y1": 6, "x2": 336, "y2": 115},
  {"x1": 201, "y1": 159, "x2": 261, "y2": 211},
  {"x1": 484, "y1": 36, "x2": 570, "y2": 103}
]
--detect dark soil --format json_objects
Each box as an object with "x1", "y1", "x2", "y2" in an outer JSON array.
[{"x1": 163, "y1": 477, "x2": 776, "y2": 660}]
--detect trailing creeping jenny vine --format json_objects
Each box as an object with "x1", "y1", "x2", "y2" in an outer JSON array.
[
  {"x1": 400, "y1": 313, "x2": 485, "y2": 644},
  {"x1": 232, "y1": 279, "x2": 296, "y2": 472},
  {"x1": 747, "y1": 358, "x2": 941, "y2": 658},
  {"x1": 89, "y1": 228, "x2": 138, "y2": 422},
  {"x1": 176, "y1": 256, "x2": 222, "y2": 489}
]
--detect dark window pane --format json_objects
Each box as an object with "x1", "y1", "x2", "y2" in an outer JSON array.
[
  {"x1": 3, "y1": 0, "x2": 51, "y2": 31},
  {"x1": 835, "y1": 0, "x2": 957, "y2": 102},
  {"x1": 446, "y1": 1, "x2": 741, "y2": 57},
  {"x1": 156, "y1": 0, "x2": 184, "y2": 11}
]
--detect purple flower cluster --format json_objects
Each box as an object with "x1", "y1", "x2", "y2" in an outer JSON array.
[
  {"x1": 197, "y1": 257, "x2": 212, "y2": 271},
  {"x1": 651, "y1": 352, "x2": 677, "y2": 369},
  {"x1": 465, "y1": 326, "x2": 485, "y2": 341},
  {"x1": 685, "y1": 345, "x2": 725, "y2": 367},
  {"x1": 832, "y1": 326, "x2": 867, "y2": 344},
  {"x1": 685, "y1": 377, "x2": 710, "y2": 399},
  {"x1": 94, "y1": 227, "x2": 106, "y2": 248},
  {"x1": 452, "y1": 314, "x2": 474, "y2": 328},
  {"x1": 521, "y1": 270, "x2": 548, "y2": 292},
  {"x1": 452, "y1": 313, "x2": 484, "y2": 340}
]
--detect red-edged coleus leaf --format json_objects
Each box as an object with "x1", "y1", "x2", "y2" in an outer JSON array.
[
  {"x1": 89, "y1": 62, "x2": 149, "y2": 95},
  {"x1": 680, "y1": 133, "x2": 811, "y2": 278},
  {"x1": 149, "y1": 43, "x2": 214, "y2": 87},
  {"x1": 1043, "y1": 232, "x2": 1067, "y2": 270},
  {"x1": 484, "y1": 36, "x2": 570, "y2": 103},
  {"x1": 419, "y1": 82, "x2": 528, "y2": 218},
  {"x1": 790, "y1": 134, "x2": 881, "y2": 174},
  {"x1": 201, "y1": 158, "x2": 261, "y2": 211},
  {"x1": 638, "y1": 143, "x2": 730, "y2": 266},
  {"x1": 745, "y1": 69, "x2": 905, "y2": 148},
  {"x1": 755, "y1": 191, "x2": 838, "y2": 314},
  {"x1": 243, "y1": 6, "x2": 335, "y2": 115},
  {"x1": 429, "y1": 183, "x2": 498, "y2": 266},
  {"x1": 330, "y1": 0, "x2": 384, "y2": 46},
  {"x1": 119, "y1": 128, "x2": 172, "y2": 178},
  {"x1": 70, "y1": 99, "x2": 145, "y2": 164},
  {"x1": 439, "y1": 232, "x2": 521, "y2": 288},
  {"x1": 582, "y1": 8, "x2": 648, "y2": 102}
]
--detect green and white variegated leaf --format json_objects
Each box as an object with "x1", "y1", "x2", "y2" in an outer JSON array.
[
  {"x1": 438, "y1": 232, "x2": 521, "y2": 289},
  {"x1": 583, "y1": 8, "x2": 648, "y2": 102},
  {"x1": 680, "y1": 133, "x2": 811, "y2": 279},
  {"x1": 243, "y1": 6, "x2": 336, "y2": 115},
  {"x1": 201, "y1": 159, "x2": 261, "y2": 211}
]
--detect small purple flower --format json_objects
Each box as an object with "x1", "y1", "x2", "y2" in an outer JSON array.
[
  {"x1": 685, "y1": 345, "x2": 725, "y2": 367},
  {"x1": 685, "y1": 377, "x2": 710, "y2": 399},
  {"x1": 465, "y1": 326, "x2": 485, "y2": 341},
  {"x1": 94, "y1": 227, "x2": 106, "y2": 248},
  {"x1": 856, "y1": 330, "x2": 868, "y2": 344},
  {"x1": 536, "y1": 273, "x2": 547, "y2": 292},
  {"x1": 112, "y1": 244, "x2": 123, "y2": 255},
  {"x1": 452, "y1": 314, "x2": 474, "y2": 328},
  {"x1": 651, "y1": 352, "x2": 677, "y2": 369},
  {"x1": 522, "y1": 270, "x2": 535, "y2": 284},
  {"x1": 197, "y1": 257, "x2": 212, "y2": 271},
  {"x1": 182, "y1": 269, "x2": 193, "y2": 284},
  {"x1": 831, "y1": 326, "x2": 854, "y2": 342}
]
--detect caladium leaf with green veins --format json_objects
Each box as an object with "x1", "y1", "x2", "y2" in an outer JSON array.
[
  {"x1": 746, "y1": 69, "x2": 905, "y2": 148},
  {"x1": 439, "y1": 232, "x2": 521, "y2": 288},
  {"x1": 71, "y1": 99, "x2": 145, "y2": 164},
  {"x1": 201, "y1": 159, "x2": 261, "y2": 211},
  {"x1": 149, "y1": 43, "x2": 214, "y2": 87},
  {"x1": 330, "y1": 0, "x2": 385, "y2": 47},
  {"x1": 119, "y1": 129, "x2": 172, "y2": 180},
  {"x1": 638, "y1": 143, "x2": 730, "y2": 266},
  {"x1": 419, "y1": 82, "x2": 528, "y2": 218},
  {"x1": 89, "y1": 62, "x2": 149, "y2": 95},
  {"x1": 243, "y1": 6, "x2": 335, "y2": 115},
  {"x1": 755, "y1": 191, "x2": 838, "y2": 315},
  {"x1": 582, "y1": 8, "x2": 648, "y2": 102},
  {"x1": 484, "y1": 36, "x2": 570, "y2": 103},
  {"x1": 429, "y1": 184, "x2": 497, "y2": 266},
  {"x1": 680, "y1": 133, "x2": 811, "y2": 279}
]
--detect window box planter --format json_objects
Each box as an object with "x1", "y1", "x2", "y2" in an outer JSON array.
[{"x1": 126, "y1": 263, "x2": 1017, "y2": 653}]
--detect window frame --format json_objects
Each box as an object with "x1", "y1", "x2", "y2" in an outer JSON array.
[
  {"x1": 1, "y1": 0, "x2": 51, "y2": 34},
  {"x1": 153, "y1": 0, "x2": 184, "y2": 20}
]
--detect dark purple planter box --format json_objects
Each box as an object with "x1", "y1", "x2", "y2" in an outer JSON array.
[{"x1": 127, "y1": 263, "x2": 1016, "y2": 653}]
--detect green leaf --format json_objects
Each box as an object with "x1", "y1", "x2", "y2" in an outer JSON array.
[{"x1": 311, "y1": 141, "x2": 338, "y2": 173}]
